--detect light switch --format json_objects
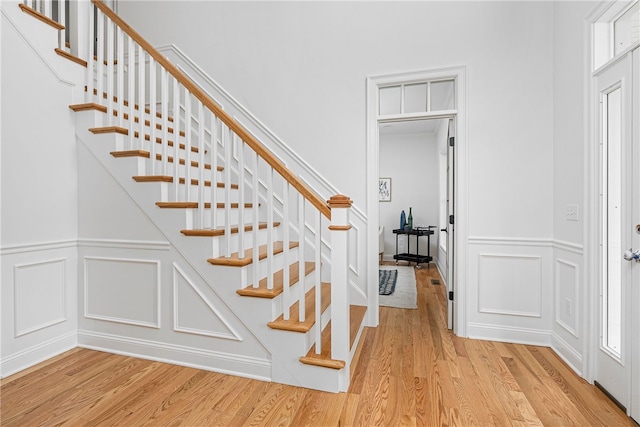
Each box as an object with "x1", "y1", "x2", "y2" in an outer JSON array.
[{"x1": 566, "y1": 204, "x2": 579, "y2": 221}]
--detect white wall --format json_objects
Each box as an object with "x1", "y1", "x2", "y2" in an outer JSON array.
[
  {"x1": 379, "y1": 131, "x2": 439, "y2": 262},
  {"x1": 119, "y1": 0, "x2": 558, "y2": 344},
  {"x1": 0, "y1": 3, "x2": 82, "y2": 376}
]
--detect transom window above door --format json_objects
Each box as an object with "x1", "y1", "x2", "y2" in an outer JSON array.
[{"x1": 378, "y1": 80, "x2": 455, "y2": 116}]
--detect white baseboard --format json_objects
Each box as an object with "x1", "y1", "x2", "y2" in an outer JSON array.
[
  {"x1": 77, "y1": 330, "x2": 271, "y2": 382},
  {"x1": 550, "y1": 333, "x2": 584, "y2": 377},
  {"x1": 466, "y1": 323, "x2": 552, "y2": 346},
  {"x1": 0, "y1": 331, "x2": 77, "y2": 378}
]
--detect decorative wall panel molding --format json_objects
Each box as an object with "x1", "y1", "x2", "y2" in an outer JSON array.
[
  {"x1": 77, "y1": 238, "x2": 170, "y2": 251},
  {"x1": 555, "y1": 258, "x2": 579, "y2": 337},
  {"x1": 1, "y1": 239, "x2": 76, "y2": 255},
  {"x1": 84, "y1": 256, "x2": 160, "y2": 328},
  {"x1": 13, "y1": 258, "x2": 67, "y2": 337},
  {"x1": 478, "y1": 253, "x2": 542, "y2": 317},
  {"x1": 173, "y1": 263, "x2": 242, "y2": 341}
]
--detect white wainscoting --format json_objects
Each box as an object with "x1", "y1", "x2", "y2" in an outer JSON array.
[
  {"x1": 14, "y1": 258, "x2": 67, "y2": 337},
  {"x1": 467, "y1": 237, "x2": 553, "y2": 345},
  {"x1": 173, "y1": 263, "x2": 241, "y2": 341},
  {"x1": 0, "y1": 242, "x2": 77, "y2": 378},
  {"x1": 84, "y1": 256, "x2": 161, "y2": 329}
]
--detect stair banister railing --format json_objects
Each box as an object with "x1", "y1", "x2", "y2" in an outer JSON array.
[{"x1": 21, "y1": 0, "x2": 355, "y2": 370}]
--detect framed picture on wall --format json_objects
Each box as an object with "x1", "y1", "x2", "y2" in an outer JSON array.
[{"x1": 379, "y1": 177, "x2": 391, "y2": 202}]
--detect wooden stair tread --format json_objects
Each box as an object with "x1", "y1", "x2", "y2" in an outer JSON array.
[
  {"x1": 181, "y1": 222, "x2": 280, "y2": 238},
  {"x1": 71, "y1": 103, "x2": 181, "y2": 134},
  {"x1": 156, "y1": 202, "x2": 253, "y2": 209},
  {"x1": 268, "y1": 282, "x2": 331, "y2": 333},
  {"x1": 299, "y1": 305, "x2": 367, "y2": 370},
  {"x1": 88, "y1": 126, "x2": 203, "y2": 154},
  {"x1": 237, "y1": 261, "x2": 314, "y2": 298},
  {"x1": 110, "y1": 150, "x2": 223, "y2": 172},
  {"x1": 55, "y1": 48, "x2": 87, "y2": 67},
  {"x1": 133, "y1": 175, "x2": 238, "y2": 189},
  {"x1": 69, "y1": 103, "x2": 107, "y2": 113},
  {"x1": 19, "y1": 4, "x2": 65, "y2": 30},
  {"x1": 207, "y1": 241, "x2": 299, "y2": 267}
]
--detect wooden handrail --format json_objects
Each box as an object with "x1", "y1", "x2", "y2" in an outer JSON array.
[{"x1": 92, "y1": 0, "x2": 331, "y2": 219}]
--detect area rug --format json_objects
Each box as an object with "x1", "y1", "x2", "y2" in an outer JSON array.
[
  {"x1": 379, "y1": 265, "x2": 417, "y2": 309},
  {"x1": 378, "y1": 269, "x2": 398, "y2": 295}
]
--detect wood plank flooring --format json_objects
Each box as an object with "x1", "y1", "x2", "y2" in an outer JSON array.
[{"x1": 1, "y1": 263, "x2": 635, "y2": 426}]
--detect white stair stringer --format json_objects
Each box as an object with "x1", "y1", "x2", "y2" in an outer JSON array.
[{"x1": 74, "y1": 108, "x2": 348, "y2": 392}]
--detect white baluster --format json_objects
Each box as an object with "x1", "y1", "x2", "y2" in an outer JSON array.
[
  {"x1": 197, "y1": 102, "x2": 205, "y2": 228},
  {"x1": 224, "y1": 127, "x2": 232, "y2": 257},
  {"x1": 314, "y1": 210, "x2": 322, "y2": 354},
  {"x1": 266, "y1": 169, "x2": 274, "y2": 289},
  {"x1": 116, "y1": 27, "x2": 124, "y2": 129},
  {"x1": 149, "y1": 56, "x2": 157, "y2": 175},
  {"x1": 210, "y1": 116, "x2": 219, "y2": 229},
  {"x1": 127, "y1": 35, "x2": 135, "y2": 150},
  {"x1": 252, "y1": 152, "x2": 259, "y2": 288},
  {"x1": 58, "y1": 0, "x2": 65, "y2": 50},
  {"x1": 85, "y1": 3, "x2": 94, "y2": 103},
  {"x1": 137, "y1": 46, "x2": 145, "y2": 153},
  {"x1": 105, "y1": 16, "x2": 114, "y2": 125},
  {"x1": 298, "y1": 194, "x2": 305, "y2": 322},
  {"x1": 96, "y1": 9, "x2": 104, "y2": 106},
  {"x1": 172, "y1": 80, "x2": 180, "y2": 202},
  {"x1": 161, "y1": 67, "x2": 169, "y2": 176},
  {"x1": 238, "y1": 140, "x2": 246, "y2": 258},
  {"x1": 282, "y1": 182, "x2": 290, "y2": 320},
  {"x1": 184, "y1": 92, "x2": 192, "y2": 202}
]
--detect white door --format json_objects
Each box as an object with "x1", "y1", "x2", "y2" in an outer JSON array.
[{"x1": 595, "y1": 47, "x2": 639, "y2": 422}]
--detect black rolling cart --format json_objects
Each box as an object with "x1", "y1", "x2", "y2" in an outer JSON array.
[{"x1": 392, "y1": 226, "x2": 435, "y2": 269}]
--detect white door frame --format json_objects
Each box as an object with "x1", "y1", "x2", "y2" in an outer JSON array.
[{"x1": 366, "y1": 66, "x2": 468, "y2": 336}]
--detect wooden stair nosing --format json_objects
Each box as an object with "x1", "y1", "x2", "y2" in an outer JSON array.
[
  {"x1": 181, "y1": 221, "x2": 280, "y2": 238},
  {"x1": 89, "y1": 126, "x2": 128, "y2": 136},
  {"x1": 71, "y1": 102, "x2": 181, "y2": 135},
  {"x1": 88, "y1": 126, "x2": 203, "y2": 155},
  {"x1": 132, "y1": 175, "x2": 238, "y2": 189},
  {"x1": 207, "y1": 241, "x2": 299, "y2": 267},
  {"x1": 55, "y1": 48, "x2": 87, "y2": 67},
  {"x1": 69, "y1": 103, "x2": 107, "y2": 113},
  {"x1": 110, "y1": 150, "x2": 222, "y2": 172},
  {"x1": 19, "y1": 4, "x2": 65, "y2": 30},
  {"x1": 299, "y1": 305, "x2": 367, "y2": 370},
  {"x1": 267, "y1": 282, "x2": 331, "y2": 333},
  {"x1": 236, "y1": 261, "x2": 314, "y2": 298},
  {"x1": 132, "y1": 130, "x2": 204, "y2": 154},
  {"x1": 156, "y1": 202, "x2": 253, "y2": 209}
]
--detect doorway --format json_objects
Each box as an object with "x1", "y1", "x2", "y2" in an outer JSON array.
[
  {"x1": 592, "y1": 46, "x2": 639, "y2": 422},
  {"x1": 366, "y1": 67, "x2": 466, "y2": 335}
]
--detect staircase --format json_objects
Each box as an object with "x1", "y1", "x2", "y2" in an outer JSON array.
[{"x1": 13, "y1": 0, "x2": 367, "y2": 393}]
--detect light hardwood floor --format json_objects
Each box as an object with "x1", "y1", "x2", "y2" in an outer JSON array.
[{"x1": 1, "y1": 263, "x2": 635, "y2": 426}]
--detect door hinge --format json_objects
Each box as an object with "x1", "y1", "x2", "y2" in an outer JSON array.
[
  {"x1": 448, "y1": 291, "x2": 454, "y2": 301},
  {"x1": 449, "y1": 215, "x2": 454, "y2": 225},
  {"x1": 449, "y1": 136, "x2": 455, "y2": 147}
]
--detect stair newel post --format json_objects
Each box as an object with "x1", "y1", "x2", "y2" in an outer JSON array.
[
  {"x1": 282, "y1": 182, "x2": 290, "y2": 321},
  {"x1": 328, "y1": 194, "x2": 352, "y2": 364},
  {"x1": 251, "y1": 152, "x2": 259, "y2": 288},
  {"x1": 197, "y1": 102, "x2": 205, "y2": 229},
  {"x1": 314, "y1": 209, "x2": 322, "y2": 353},
  {"x1": 298, "y1": 194, "x2": 306, "y2": 323}
]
